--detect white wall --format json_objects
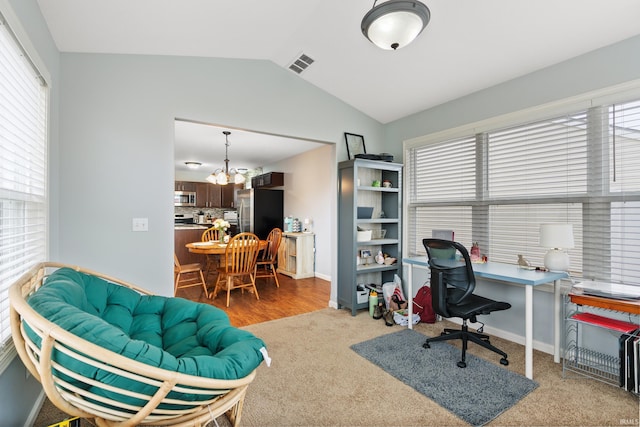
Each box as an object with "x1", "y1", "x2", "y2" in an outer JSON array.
[{"x1": 265, "y1": 143, "x2": 335, "y2": 283}]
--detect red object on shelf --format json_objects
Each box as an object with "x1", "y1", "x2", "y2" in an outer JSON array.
[{"x1": 571, "y1": 312, "x2": 639, "y2": 333}]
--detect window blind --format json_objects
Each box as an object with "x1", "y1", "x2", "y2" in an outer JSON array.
[
  {"x1": 0, "y1": 13, "x2": 47, "y2": 364},
  {"x1": 407, "y1": 98, "x2": 640, "y2": 286},
  {"x1": 608, "y1": 101, "x2": 640, "y2": 284}
]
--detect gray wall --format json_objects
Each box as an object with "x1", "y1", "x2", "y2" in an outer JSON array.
[
  {"x1": 386, "y1": 34, "x2": 640, "y2": 145},
  {"x1": 56, "y1": 53, "x2": 383, "y2": 295}
]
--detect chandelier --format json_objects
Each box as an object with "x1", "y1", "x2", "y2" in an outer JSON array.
[{"x1": 206, "y1": 131, "x2": 246, "y2": 185}]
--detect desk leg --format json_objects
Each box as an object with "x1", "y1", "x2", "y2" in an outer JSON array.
[
  {"x1": 525, "y1": 285, "x2": 533, "y2": 379},
  {"x1": 407, "y1": 264, "x2": 414, "y2": 330},
  {"x1": 554, "y1": 279, "x2": 561, "y2": 364}
]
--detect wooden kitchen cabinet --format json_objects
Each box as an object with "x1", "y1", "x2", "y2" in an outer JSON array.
[
  {"x1": 175, "y1": 181, "x2": 196, "y2": 192},
  {"x1": 277, "y1": 232, "x2": 315, "y2": 279},
  {"x1": 221, "y1": 184, "x2": 240, "y2": 208},
  {"x1": 177, "y1": 181, "x2": 241, "y2": 208},
  {"x1": 195, "y1": 183, "x2": 222, "y2": 208},
  {"x1": 251, "y1": 172, "x2": 284, "y2": 188},
  {"x1": 174, "y1": 226, "x2": 207, "y2": 265}
]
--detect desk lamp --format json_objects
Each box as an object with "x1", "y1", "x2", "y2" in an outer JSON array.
[{"x1": 539, "y1": 223, "x2": 574, "y2": 271}]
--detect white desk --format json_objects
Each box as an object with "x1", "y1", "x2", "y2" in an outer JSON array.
[{"x1": 403, "y1": 256, "x2": 568, "y2": 379}]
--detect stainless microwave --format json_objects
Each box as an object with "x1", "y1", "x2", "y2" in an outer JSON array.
[{"x1": 174, "y1": 191, "x2": 196, "y2": 207}]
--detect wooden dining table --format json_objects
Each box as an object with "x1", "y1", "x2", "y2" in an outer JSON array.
[
  {"x1": 186, "y1": 240, "x2": 269, "y2": 287},
  {"x1": 185, "y1": 240, "x2": 268, "y2": 255}
]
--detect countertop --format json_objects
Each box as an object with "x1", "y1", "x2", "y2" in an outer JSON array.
[{"x1": 174, "y1": 224, "x2": 209, "y2": 230}]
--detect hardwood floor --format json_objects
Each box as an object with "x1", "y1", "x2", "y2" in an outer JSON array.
[{"x1": 177, "y1": 272, "x2": 331, "y2": 327}]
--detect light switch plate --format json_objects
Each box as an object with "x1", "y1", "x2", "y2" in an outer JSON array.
[{"x1": 132, "y1": 217, "x2": 148, "y2": 232}]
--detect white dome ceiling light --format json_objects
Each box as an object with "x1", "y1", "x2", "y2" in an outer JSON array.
[{"x1": 361, "y1": 0, "x2": 431, "y2": 51}]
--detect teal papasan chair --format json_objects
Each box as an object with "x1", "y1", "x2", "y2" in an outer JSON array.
[{"x1": 9, "y1": 262, "x2": 271, "y2": 427}]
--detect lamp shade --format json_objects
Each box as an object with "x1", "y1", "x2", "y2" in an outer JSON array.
[
  {"x1": 539, "y1": 224, "x2": 575, "y2": 249},
  {"x1": 361, "y1": 0, "x2": 431, "y2": 50}
]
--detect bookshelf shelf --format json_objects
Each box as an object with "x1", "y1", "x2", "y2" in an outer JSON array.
[{"x1": 337, "y1": 159, "x2": 403, "y2": 315}]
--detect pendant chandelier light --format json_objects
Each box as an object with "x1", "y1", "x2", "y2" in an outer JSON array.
[
  {"x1": 206, "y1": 131, "x2": 246, "y2": 185},
  {"x1": 361, "y1": 0, "x2": 431, "y2": 50}
]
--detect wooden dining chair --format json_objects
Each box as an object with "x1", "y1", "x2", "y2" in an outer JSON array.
[
  {"x1": 201, "y1": 227, "x2": 223, "y2": 281},
  {"x1": 255, "y1": 227, "x2": 282, "y2": 287},
  {"x1": 201, "y1": 227, "x2": 221, "y2": 242},
  {"x1": 212, "y1": 232, "x2": 261, "y2": 307},
  {"x1": 174, "y1": 253, "x2": 208, "y2": 298}
]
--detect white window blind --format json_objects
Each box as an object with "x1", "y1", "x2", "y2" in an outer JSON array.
[
  {"x1": 488, "y1": 113, "x2": 589, "y2": 198},
  {"x1": 0, "y1": 12, "x2": 48, "y2": 365},
  {"x1": 407, "y1": 98, "x2": 640, "y2": 286},
  {"x1": 608, "y1": 101, "x2": 640, "y2": 284}
]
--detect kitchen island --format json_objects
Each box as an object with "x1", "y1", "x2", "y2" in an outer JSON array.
[{"x1": 174, "y1": 224, "x2": 208, "y2": 265}]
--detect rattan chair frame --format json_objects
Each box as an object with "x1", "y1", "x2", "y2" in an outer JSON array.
[{"x1": 9, "y1": 262, "x2": 256, "y2": 427}]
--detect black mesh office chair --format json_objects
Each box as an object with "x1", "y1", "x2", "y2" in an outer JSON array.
[{"x1": 422, "y1": 238, "x2": 510, "y2": 368}]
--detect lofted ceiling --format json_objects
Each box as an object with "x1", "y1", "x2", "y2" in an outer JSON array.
[{"x1": 36, "y1": 0, "x2": 640, "y2": 173}]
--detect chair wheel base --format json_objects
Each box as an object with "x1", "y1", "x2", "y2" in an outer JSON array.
[
  {"x1": 500, "y1": 358, "x2": 509, "y2": 366},
  {"x1": 457, "y1": 361, "x2": 467, "y2": 368}
]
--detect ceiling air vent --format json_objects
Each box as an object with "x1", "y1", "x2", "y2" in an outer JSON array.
[{"x1": 288, "y1": 53, "x2": 314, "y2": 74}]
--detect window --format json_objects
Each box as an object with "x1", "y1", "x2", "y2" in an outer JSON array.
[
  {"x1": 406, "y1": 98, "x2": 640, "y2": 286},
  {"x1": 0, "y1": 11, "x2": 48, "y2": 371}
]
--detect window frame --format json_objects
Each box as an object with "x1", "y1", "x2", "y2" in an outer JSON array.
[{"x1": 403, "y1": 82, "x2": 640, "y2": 287}]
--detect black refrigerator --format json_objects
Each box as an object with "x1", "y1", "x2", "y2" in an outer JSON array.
[{"x1": 236, "y1": 188, "x2": 283, "y2": 240}]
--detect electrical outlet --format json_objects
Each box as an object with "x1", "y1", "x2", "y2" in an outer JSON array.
[{"x1": 132, "y1": 218, "x2": 148, "y2": 232}]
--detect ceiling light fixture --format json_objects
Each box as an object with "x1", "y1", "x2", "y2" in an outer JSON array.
[
  {"x1": 206, "y1": 131, "x2": 246, "y2": 185},
  {"x1": 361, "y1": 0, "x2": 431, "y2": 51},
  {"x1": 184, "y1": 161, "x2": 201, "y2": 169}
]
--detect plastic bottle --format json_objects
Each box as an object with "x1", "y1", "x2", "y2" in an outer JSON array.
[{"x1": 369, "y1": 291, "x2": 378, "y2": 317}]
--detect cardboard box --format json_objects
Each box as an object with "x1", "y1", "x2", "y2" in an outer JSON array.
[
  {"x1": 48, "y1": 417, "x2": 80, "y2": 427},
  {"x1": 356, "y1": 290, "x2": 368, "y2": 304}
]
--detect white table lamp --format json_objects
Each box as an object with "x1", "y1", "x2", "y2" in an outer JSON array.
[{"x1": 539, "y1": 223, "x2": 574, "y2": 271}]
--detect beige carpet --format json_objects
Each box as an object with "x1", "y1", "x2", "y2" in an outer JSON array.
[{"x1": 35, "y1": 308, "x2": 639, "y2": 426}]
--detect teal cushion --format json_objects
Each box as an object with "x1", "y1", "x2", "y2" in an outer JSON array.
[{"x1": 26, "y1": 267, "x2": 266, "y2": 410}]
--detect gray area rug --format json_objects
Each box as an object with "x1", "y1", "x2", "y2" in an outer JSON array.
[{"x1": 351, "y1": 328, "x2": 538, "y2": 426}]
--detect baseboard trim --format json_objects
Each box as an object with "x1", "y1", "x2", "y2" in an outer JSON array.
[{"x1": 25, "y1": 389, "x2": 46, "y2": 427}]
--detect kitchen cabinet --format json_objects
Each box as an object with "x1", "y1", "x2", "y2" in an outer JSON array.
[
  {"x1": 174, "y1": 226, "x2": 208, "y2": 265},
  {"x1": 195, "y1": 183, "x2": 222, "y2": 208},
  {"x1": 277, "y1": 232, "x2": 315, "y2": 279},
  {"x1": 221, "y1": 184, "x2": 240, "y2": 208},
  {"x1": 337, "y1": 159, "x2": 402, "y2": 315},
  {"x1": 251, "y1": 172, "x2": 284, "y2": 188},
  {"x1": 190, "y1": 182, "x2": 242, "y2": 208},
  {"x1": 175, "y1": 181, "x2": 196, "y2": 192}
]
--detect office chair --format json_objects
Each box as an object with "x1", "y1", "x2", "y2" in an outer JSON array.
[{"x1": 422, "y1": 238, "x2": 510, "y2": 368}]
